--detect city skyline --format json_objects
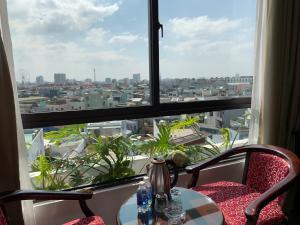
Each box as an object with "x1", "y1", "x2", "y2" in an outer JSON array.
[
  {"x1": 8, "y1": 0, "x2": 256, "y2": 82},
  {"x1": 18, "y1": 72, "x2": 253, "y2": 84}
]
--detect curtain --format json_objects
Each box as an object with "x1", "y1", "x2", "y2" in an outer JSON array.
[
  {"x1": 251, "y1": 0, "x2": 300, "y2": 216},
  {"x1": 251, "y1": 0, "x2": 300, "y2": 150},
  {"x1": 0, "y1": 0, "x2": 36, "y2": 224}
]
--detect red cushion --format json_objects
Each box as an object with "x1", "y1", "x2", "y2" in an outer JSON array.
[
  {"x1": 0, "y1": 209, "x2": 7, "y2": 225},
  {"x1": 193, "y1": 181, "x2": 286, "y2": 225},
  {"x1": 246, "y1": 153, "x2": 289, "y2": 192},
  {"x1": 62, "y1": 216, "x2": 105, "y2": 225}
]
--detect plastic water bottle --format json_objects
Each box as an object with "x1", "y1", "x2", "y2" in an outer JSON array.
[
  {"x1": 143, "y1": 176, "x2": 152, "y2": 208},
  {"x1": 137, "y1": 181, "x2": 148, "y2": 213}
]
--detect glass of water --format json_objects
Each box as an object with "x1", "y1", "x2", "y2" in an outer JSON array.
[
  {"x1": 164, "y1": 206, "x2": 183, "y2": 225},
  {"x1": 164, "y1": 188, "x2": 186, "y2": 225}
]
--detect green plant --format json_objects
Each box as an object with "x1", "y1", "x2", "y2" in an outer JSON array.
[
  {"x1": 44, "y1": 124, "x2": 86, "y2": 145},
  {"x1": 89, "y1": 136, "x2": 135, "y2": 183},
  {"x1": 139, "y1": 116, "x2": 199, "y2": 158},
  {"x1": 31, "y1": 155, "x2": 69, "y2": 190},
  {"x1": 32, "y1": 127, "x2": 136, "y2": 190},
  {"x1": 199, "y1": 110, "x2": 252, "y2": 152},
  {"x1": 137, "y1": 116, "x2": 221, "y2": 168},
  {"x1": 183, "y1": 145, "x2": 220, "y2": 163},
  {"x1": 31, "y1": 110, "x2": 251, "y2": 190},
  {"x1": 69, "y1": 170, "x2": 87, "y2": 187},
  {"x1": 220, "y1": 128, "x2": 230, "y2": 150}
]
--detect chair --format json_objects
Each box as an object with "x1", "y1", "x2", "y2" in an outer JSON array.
[
  {"x1": 185, "y1": 144, "x2": 300, "y2": 225},
  {"x1": 0, "y1": 190, "x2": 105, "y2": 225}
]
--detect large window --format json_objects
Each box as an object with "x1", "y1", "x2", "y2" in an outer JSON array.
[{"x1": 8, "y1": 0, "x2": 256, "y2": 190}]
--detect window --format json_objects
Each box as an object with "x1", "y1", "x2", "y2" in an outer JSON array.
[
  {"x1": 159, "y1": 0, "x2": 256, "y2": 103},
  {"x1": 8, "y1": 0, "x2": 256, "y2": 190},
  {"x1": 10, "y1": 0, "x2": 150, "y2": 115}
]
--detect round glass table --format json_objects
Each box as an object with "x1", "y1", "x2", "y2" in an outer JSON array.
[{"x1": 117, "y1": 187, "x2": 224, "y2": 225}]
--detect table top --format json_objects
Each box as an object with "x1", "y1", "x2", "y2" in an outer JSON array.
[{"x1": 117, "y1": 187, "x2": 224, "y2": 225}]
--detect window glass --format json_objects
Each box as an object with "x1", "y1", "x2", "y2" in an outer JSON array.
[
  {"x1": 159, "y1": 0, "x2": 256, "y2": 103},
  {"x1": 25, "y1": 108, "x2": 250, "y2": 190},
  {"x1": 8, "y1": 0, "x2": 150, "y2": 113}
]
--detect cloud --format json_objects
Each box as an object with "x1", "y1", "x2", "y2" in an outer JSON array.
[
  {"x1": 163, "y1": 16, "x2": 253, "y2": 55},
  {"x1": 160, "y1": 15, "x2": 254, "y2": 77},
  {"x1": 9, "y1": 0, "x2": 119, "y2": 36},
  {"x1": 109, "y1": 33, "x2": 139, "y2": 44},
  {"x1": 10, "y1": 29, "x2": 134, "y2": 81},
  {"x1": 164, "y1": 39, "x2": 208, "y2": 54},
  {"x1": 169, "y1": 16, "x2": 240, "y2": 38},
  {"x1": 85, "y1": 28, "x2": 108, "y2": 45}
]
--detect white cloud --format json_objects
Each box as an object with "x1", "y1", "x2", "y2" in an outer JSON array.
[
  {"x1": 160, "y1": 39, "x2": 254, "y2": 78},
  {"x1": 11, "y1": 30, "x2": 134, "y2": 81},
  {"x1": 9, "y1": 0, "x2": 119, "y2": 36},
  {"x1": 169, "y1": 16, "x2": 240, "y2": 38},
  {"x1": 85, "y1": 28, "x2": 108, "y2": 46},
  {"x1": 109, "y1": 33, "x2": 139, "y2": 44},
  {"x1": 165, "y1": 39, "x2": 247, "y2": 53},
  {"x1": 160, "y1": 16, "x2": 254, "y2": 77},
  {"x1": 7, "y1": 0, "x2": 142, "y2": 81},
  {"x1": 164, "y1": 16, "x2": 252, "y2": 56},
  {"x1": 164, "y1": 39, "x2": 208, "y2": 54}
]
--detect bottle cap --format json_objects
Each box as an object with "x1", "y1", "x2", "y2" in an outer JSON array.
[{"x1": 138, "y1": 181, "x2": 145, "y2": 186}]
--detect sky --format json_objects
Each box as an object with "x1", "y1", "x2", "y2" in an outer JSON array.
[{"x1": 7, "y1": 0, "x2": 256, "y2": 82}]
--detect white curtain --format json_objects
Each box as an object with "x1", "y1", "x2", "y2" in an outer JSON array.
[
  {"x1": 250, "y1": 0, "x2": 300, "y2": 216},
  {"x1": 248, "y1": 0, "x2": 266, "y2": 144},
  {"x1": 0, "y1": 0, "x2": 35, "y2": 224},
  {"x1": 250, "y1": 0, "x2": 300, "y2": 149}
]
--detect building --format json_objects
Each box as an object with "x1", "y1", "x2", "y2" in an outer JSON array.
[
  {"x1": 132, "y1": 73, "x2": 141, "y2": 82},
  {"x1": 54, "y1": 73, "x2": 66, "y2": 83},
  {"x1": 105, "y1": 77, "x2": 112, "y2": 83},
  {"x1": 47, "y1": 99, "x2": 69, "y2": 112},
  {"x1": 18, "y1": 96, "x2": 48, "y2": 113},
  {"x1": 25, "y1": 129, "x2": 45, "y2": 165},
  {"x1": 36, "y1": 75, "x2": 44, "y2": 85},
  {"x1": 84, "y1": 93, "x2": 116, "y2": 109},
  {"x1": 86, "y1": 120, "x2": 138, "y2": 137}
]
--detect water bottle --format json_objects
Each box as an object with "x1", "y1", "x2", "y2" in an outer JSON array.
[
  {"x1": 143, "y1": 176, "x2": 152, "y2": 208},
  {"x1": 137, "y1": 181, "x2": 148, "y2": 213}
]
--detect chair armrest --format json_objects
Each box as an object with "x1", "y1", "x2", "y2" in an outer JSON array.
[
  {"x1": 0, "y1": 190, "x2": 95, "y2": 217},
  {"x1": 245, "y1": 170, "x2": 300, "y2": 223}
]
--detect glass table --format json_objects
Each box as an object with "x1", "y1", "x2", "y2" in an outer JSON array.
[{"x1": 117, "y1": 187, "x2": 224, "y2": 225}]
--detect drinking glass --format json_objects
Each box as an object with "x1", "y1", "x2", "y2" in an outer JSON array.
[
  {"x1": 164, "y1": 206, "x2": 183, "y2": 225},
  {"x1": 169, "y1": 188, "x2": 186, "y2": 221}
]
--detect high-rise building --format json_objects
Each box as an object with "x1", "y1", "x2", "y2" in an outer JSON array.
[
  {"x1": 36, "y1": 75, "x2": 44, "y2": 85},
  {"x1": 54, "y1": 73, "x2": 66, "y2": 83},
  {"x1": 133, "y1": 73, "x2": 141, "y2": 82}
]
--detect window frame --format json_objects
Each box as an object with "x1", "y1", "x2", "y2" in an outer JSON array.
[{"x1": 20, "y1": 0, "x2": 252, "y2": 129}]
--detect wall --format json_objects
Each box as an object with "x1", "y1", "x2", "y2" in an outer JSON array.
[
  {"x1": 33, "y1": 160, "x2": 244, "y2": 225},
  {"x1": 26, "y1": 129, "x2": 44, "y2": 165}
]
